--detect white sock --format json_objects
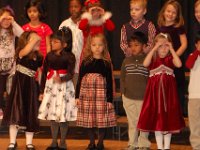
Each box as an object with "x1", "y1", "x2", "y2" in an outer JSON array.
[
  {"x1": 25, "y1": 132, "x2": 34, "y2": 146},
  {"x1": 9, "y1": 125, "x2": 18, "y2": 147},
  {"x1": 164, "y1": 133, "x2": 172, "y2": 149},
  {"x1": 155, "y1": 131, "x2": 163, "y2": 149}
]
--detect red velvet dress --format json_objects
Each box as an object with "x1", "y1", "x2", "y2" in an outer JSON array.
[{"x1": 137, "y1": 55, "x2": 185, "y2": 132}]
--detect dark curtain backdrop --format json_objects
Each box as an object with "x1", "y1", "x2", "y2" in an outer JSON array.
[{"x1": 0, "y1": 0, "x2": 195, "y2": 70}]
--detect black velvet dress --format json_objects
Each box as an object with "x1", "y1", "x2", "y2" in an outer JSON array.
[{"x1": 2, "y1": 52, "x2": 43, "y2": 132}]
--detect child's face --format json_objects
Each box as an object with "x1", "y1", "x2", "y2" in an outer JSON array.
[
  {"x1": 0, "y1": 12, "x2": 12, "y2": 29},
  {"x1": 69, "y1": 0, "x2": 82, "y2": 20},
  {"x1": 91, "y1": 37, "x2": 104, "y2": 58},
  {"x1": 129, "y1": 40, "x2": 144, "y2": 56},
  {"x1": 195, "y1": 40, "x2": 200, "y2": 51},
  {"x1": 130, "y1": 3, "x2": 146, "y2": 22},
  {"x1": 163, "y1": 4, "x2": 177, "y2": 25},
  {"x1": 157, "y1": 38, "x2": 170, "y2": 58},
  {"x1": 195, "y1": 4, "x2": 200, "y2": 23},
  {"x1": 50, "y1": 38, "x2": 63, "y2": 52},
  {"x1": 89, "y1": 7, "x2": 104, "y2": 20},
  {"x1": 27, "y1": 6, "x2": 40, "y2": 21}
]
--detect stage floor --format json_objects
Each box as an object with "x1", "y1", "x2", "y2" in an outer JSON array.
[{"x1": 0, "y1": 126, "x2": 192, "y2": 150}]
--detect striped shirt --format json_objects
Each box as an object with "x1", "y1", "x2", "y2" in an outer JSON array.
[{"x1": 120, "y1": 54, "x2": 149, "y2": 100}]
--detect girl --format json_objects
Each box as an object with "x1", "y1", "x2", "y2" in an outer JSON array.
[
  {"x1": 157, "y1": 0, "x2": 187, "y2": 115},
  {"x1": 137, "y1": 33, "x2": 185, "y2": 150},
  {"x1": 0, "y1": 6, "x2": 23, "y2": 119},
  {"x1": 38, "y1": 27, "x2": 77, "y2": 150},
  {"x1": 23, "y1": 0, "x2": 53, "y2": 58},
  {"x1": 59, "y1": 0, "x2": 84, "y2": 88},
  {"x1": 79, "y1": 0, "x2": 115, "y2": 63},
  {"x1": 2, "y1": 31, "x2": 42, "y2": 150},
  {"x1": 75, "y1": 33, "x2": 116, "y2": 150}
]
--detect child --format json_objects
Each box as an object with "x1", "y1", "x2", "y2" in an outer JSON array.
[
  {"x1": 2, "y1": 31, "x2": 42, "y2": 150},
  {"x1": 38, "y1": 27, "x2": 77, "y2": 150},
  {"x1": 0, "y1": 6, "x2": 23, "y2": 119},
  {"x1": 75, "y1": 33, "x2": 116, "y2": 150},
  {"x1": 23, "y1": 0, "x2": 53, "y2": 58},
  {"x1": 157, "y1": 0, "x2": 187, "y2": 115},
  {"x1": 120, "y1": 0, "x2": 156, "y2": 56},
  {"x1": 137, "y1": 33, "x2": 185, "y2": 150},
  {"x1": 120, "y1": 32, "x2": 150, "y2": 150},
  {"x1": 59, "y1": 0, "x2": 84, "y2": 88},
  {"x1": 79, "y1": 0, "x2": 115, "y2": 63},
  {"x1": 185, "y1": 31, "x2": 200, "y2": 150}
]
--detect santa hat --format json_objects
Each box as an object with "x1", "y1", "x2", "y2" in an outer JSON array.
[{"x1": 84, "y1": 0, "x2": 103, "y2": 9}]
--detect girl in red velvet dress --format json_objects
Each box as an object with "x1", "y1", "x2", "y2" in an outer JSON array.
[{"x1": 137, "y1": 33, "x2": 185, "y2": 150}]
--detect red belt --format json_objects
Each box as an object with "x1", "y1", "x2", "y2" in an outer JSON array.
[{"x1": 47, "y1": 69, "x2": 67, "y2": 79}]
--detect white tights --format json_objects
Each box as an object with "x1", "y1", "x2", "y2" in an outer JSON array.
[
  {"x1": 9, "y1": 125, "x2": 34, "y2": 148},
  {"x1": 155, "y1": 131, "x2": 172, "y2": 150}
]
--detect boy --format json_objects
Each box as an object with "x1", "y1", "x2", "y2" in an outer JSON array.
[
  {"x1": 120, "y1": 0, "x2": 156, "y2": 56},
  {"x1": 59, "y1": 0, "x2": 84, "y2": 88},
  {"x1": 186, "y1": 31, "x2": 200, "y2": 150},
  {"x1": 120, "y1": 32, "x2": 150, "y2": 150}
]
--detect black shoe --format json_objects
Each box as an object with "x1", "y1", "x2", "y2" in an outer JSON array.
[
  {"x1": 26, "y1": 144, "x2": 35, "y2": 150},
  {"x1": 7, "y1": 143, "x2": 17, "y2": 150},
  {"x1": 96, "y1": 143, "x2": 104, "y2": 150},
  {"x1": 46, "y1": 146, "x2": 58, "y2": 150},
  {"x1": 86, "y1": 143, "x2": 96, "y2": 150}
]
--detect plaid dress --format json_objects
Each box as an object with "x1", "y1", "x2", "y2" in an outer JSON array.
[{"x1": 77, "y1": 73, "x2": 116, "y2": 128}]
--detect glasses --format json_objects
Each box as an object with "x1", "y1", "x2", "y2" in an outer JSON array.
[{"x1": 51, "y1": 39, "x2": 61, "y2": 44}]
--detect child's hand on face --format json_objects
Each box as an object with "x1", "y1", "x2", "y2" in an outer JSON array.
[{"x1": 89, "y1": 7, "x2": 104, "y2": 20}]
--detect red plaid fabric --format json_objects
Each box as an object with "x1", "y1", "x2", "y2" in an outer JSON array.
[{"x1": 77, "y1": 73, "x2": 116, "y2": 128}]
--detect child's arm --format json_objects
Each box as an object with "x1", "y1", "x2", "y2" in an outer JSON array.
[
  {"x1": 168, "y1": 42, "x2": 182, "y2": 68},
  {"x1": 185, "y1": 50, "x2": 200, "y2": 69},
  {"x1": 120, "y1": 60, "x2": 126, "y2": 95},
  {"x1": 120, "y1": 25, "x2": 130, "y2": 56},
  {"x1": 45, "y1": 35, "x2": 51, "y2": 53},
  {"x1": 11, "y1": 19, "x2": 24, "y2": 37},
  {"x1": 176, "y1": 34, "x2": 187, "y2": 56},
  {"x1": 79, "y1": 12, "x2": 91, "y2": 31},
  {"x1": 19, "y1": 33, "x2": 41, "y2": 58},
  {"x1": 102, "y1": 12, "x2": 115, "y2": 31},
  {"x1": 143, "y1": 43, "x2": 159, "y2": 67},
  {"x1": 144, "y1": 22, "x2": 157, "y2": 53}
]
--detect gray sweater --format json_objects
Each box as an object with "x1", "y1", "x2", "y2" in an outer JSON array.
[{"x1": 120, "y1": 54, "x2": 149, "y2": 100}]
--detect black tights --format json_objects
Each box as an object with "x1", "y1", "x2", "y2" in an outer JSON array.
[{"x1": 87, "y1": 128, "x2": 106, "y2": 145}]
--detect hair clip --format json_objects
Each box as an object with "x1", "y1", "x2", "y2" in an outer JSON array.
[
  {"x1": 160, "y1": 33, "x2": 168, "y2": 38},
  {"x1": 84, "y1": 0, "x2": 100, "y2": 7}
]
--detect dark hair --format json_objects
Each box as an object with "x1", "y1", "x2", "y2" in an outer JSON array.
[
  {"x1": 25, "y1": 0, "x2": 46, "y2": 21},
  {"x1": 195, "y1": 31, "x2": 200, "y2": 44},
  {"x1": 129, "y1": 31, "x2": 148, "y2": 45},
  {"x1": 51, "y1": 27, "x2": 73, "y2": 52}
]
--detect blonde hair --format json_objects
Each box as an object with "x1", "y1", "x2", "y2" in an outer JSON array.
[
  {"x1": 130, "y1": 0, "x2": 147, "y2": 9},
  {"x1": 157, "y1": 0, "x2": 184, "y2": 27},
  {"x1": 83, "y1": 33, "x2": 110, "y2": 62},
  {"x1": 195, "y1": 0, "x2": 200, "y2": 8}
]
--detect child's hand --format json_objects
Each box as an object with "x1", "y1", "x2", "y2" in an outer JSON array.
[
  {"x1": 39, "y1": 94, "x2": 43, "y2": 101},
  {"x1": 75, "y1": 99, "x2": 80, "y2": 106},
  {"x1": 53, "y1": 76, "x2": 61, "y2": 84}
]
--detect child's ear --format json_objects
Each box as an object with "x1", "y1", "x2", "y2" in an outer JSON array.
[
  {"x1": 143, "y1": 8, "x2": 147, "y2": 15},
  {"x1": 63, "y1": 43, "x2": 67, "y2": 48}
]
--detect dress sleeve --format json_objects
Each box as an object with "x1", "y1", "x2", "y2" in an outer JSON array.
[
  {"x1": 185, "y1": 50, "x2": 200, "y2": 69},
  {"x1": 75, "y1": 61, "x2": 86, "y2": 99},
  {"x1": 106, "y1": 62, "x2": 113, "y2": 103},
  {"x1": 120, "y1": 25, "x2": 129, "y2": 55},
  {"x1": 177, "y1": 26, "x2": 186, "y2": 35},
  {"x1": 12, "y1": 21, "x2": 24, "y2": 37},
  {"x1": 104, "y1": 19, "x2": 115, "y2": 31},
  {"x1": 40, "y1": 55, "x2": 49, "y2": 94}
]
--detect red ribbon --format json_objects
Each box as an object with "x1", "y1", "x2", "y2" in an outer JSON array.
[{"x1": 47, "y1": 69, "x2": 68, "y2": 80}]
